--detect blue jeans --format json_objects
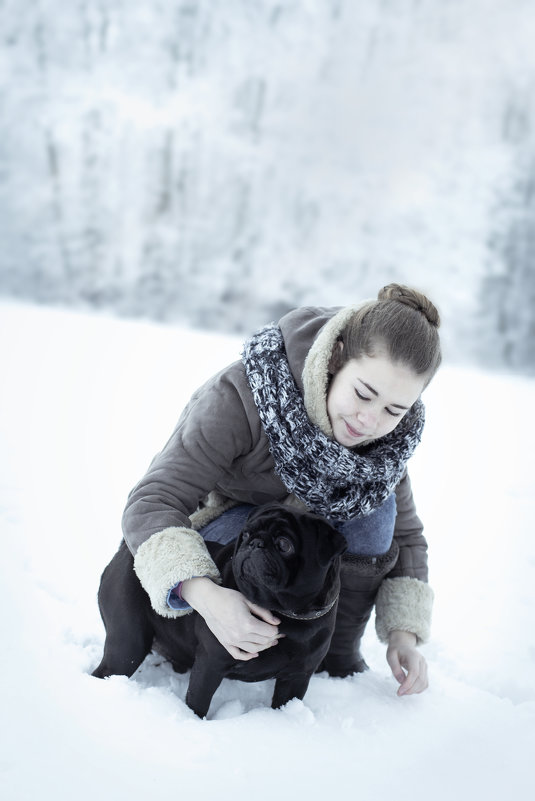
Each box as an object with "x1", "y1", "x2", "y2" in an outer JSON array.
[{"x1": 199, "y1": 493, "x2": 396, "y2": 557}]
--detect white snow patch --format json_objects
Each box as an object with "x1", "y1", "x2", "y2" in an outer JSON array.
[{"x1": 1, "y1": 301, "x2": 533, "y2": 800}]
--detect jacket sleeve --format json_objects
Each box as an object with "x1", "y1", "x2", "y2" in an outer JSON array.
[
  {"x1": 390, "y1": 468, "x2": 429, "y2": 581},
  {"x1": 374, "y1": 469, "x2": 434, "y2": 644},
  {"x1": 122, "y1": 362, "x2": 256, "y2": 618}
]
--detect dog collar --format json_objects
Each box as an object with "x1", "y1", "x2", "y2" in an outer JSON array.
[{"x1": 273, "y1": 595, "x2": 338, "y2": 621}]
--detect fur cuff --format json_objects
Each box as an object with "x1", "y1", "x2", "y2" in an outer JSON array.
[
  {"x1": 189, "y1": 491, "x2": 239, "y2": 530},
  {"x1": 374, "y1": 577, "x2": 434, "y2": 644},
  {"x1": 133, "y1": 527, "x2": 221, "y2": 619}
]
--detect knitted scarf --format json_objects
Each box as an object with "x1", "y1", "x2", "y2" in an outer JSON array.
[{"x1": 241, "y1": 324, "x2": 425, "y2": 521}]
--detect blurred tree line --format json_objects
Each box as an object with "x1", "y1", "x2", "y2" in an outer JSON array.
[
  {"x1": 479, "y1": 94, "x2": 535, "y2": 372},
  {"x1": 1, "y1": 0, "x2": 534, "y2": 373}
]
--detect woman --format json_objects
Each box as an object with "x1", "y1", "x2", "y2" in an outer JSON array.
[{"x1": 123, "y1": 284, "x2": 441, "y2": 697}]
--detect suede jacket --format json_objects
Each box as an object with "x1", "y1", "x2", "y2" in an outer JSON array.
[{"x1": 123, "y1": 305, "x2": 434, "y2": 643}]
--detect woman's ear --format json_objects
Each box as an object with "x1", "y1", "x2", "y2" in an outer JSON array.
[{"x1": 328, "y1": 340, "x2": 344, "y2": 374}]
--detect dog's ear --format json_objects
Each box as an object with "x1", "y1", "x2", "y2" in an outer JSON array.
[{"x1": 314, "y1": 520, "x2": 348, "y2": 566}]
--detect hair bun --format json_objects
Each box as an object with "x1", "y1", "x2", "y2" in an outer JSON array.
[{"x1": 378, "y1": 283, "x2": 440, "y2": 328}]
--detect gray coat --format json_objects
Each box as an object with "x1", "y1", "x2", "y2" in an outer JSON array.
[{"x1": 125, "y1": 305, "x2": 434, "y2": 643}]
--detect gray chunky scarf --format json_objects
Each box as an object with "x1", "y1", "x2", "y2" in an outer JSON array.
[{"x1": 242, "y1": 324, "x2": 425, "y2": 521}]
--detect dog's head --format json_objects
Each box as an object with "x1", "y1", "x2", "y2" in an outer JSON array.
[{"x1": 232, "y1": 503, "x2": 347, "y2": 613}]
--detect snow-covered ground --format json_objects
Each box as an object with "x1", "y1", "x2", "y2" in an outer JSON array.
[{"x1": 1, "y1": 300, "x2": 533, "y2": 800}]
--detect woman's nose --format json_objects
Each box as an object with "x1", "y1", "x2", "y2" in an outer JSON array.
[{"x1": 356, "y1": 408, "x2": 377, "y2": 430}]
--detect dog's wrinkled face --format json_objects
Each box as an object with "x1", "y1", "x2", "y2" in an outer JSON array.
[{"x1": 232, "y1": 503, "x2": 347, "y2": 611}]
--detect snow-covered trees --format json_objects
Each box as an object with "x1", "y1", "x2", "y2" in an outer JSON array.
[{"x1": 1, "y1": 1, "x2": 534, "y2": 370}]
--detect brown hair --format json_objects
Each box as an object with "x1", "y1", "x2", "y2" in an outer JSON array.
[{"x1": 330, "y1": 284, "x2": 442, "y2": 385}]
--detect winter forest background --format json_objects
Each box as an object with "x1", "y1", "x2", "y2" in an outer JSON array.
[
  {"x1": 2, "y1": 5, "x2": 535, "y2": 797},
  {"x1": 1, "y1": 0, "x2": 534, "y2": 373}
]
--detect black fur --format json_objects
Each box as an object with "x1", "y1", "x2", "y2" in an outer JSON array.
[{"x1": 92, "y1": 503, "x2": 347, "y2": 718}]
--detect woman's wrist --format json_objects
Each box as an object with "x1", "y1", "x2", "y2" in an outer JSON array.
[
  {"x1": 179, "y1": 576, "x2": 217, "y2": 613},
  {"x1": 387, "y1": 629, "x2": 417, "y2": 648}
]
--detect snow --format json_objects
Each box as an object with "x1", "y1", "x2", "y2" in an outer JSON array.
[{"x1": 1, "y1": 300, "x2": 534, "y2": 800}]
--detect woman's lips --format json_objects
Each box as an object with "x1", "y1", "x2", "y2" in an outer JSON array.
[{"x1": 344, "y1": 420, "x2": 366, "y2": 439}]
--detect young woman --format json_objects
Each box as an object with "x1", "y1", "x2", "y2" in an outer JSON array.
[{"x1": 123, "y1": 284, "x2": 441, "y2": 697}]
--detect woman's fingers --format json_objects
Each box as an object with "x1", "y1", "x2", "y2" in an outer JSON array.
[
  {"x1": 184, "y1": 581, "x2": 281, "y2": 660},
  {"x1": 226, "y1": 645, "x2": 258, "y2": 661},
  {"x1": 387, "y1": 643, "x2": 429, "y2": 696},
  {"x1": 397, "y1": 660, "x2": 428, "y2": 696},
  {"x1": 228, "y1": 638, "x2": 281, "y2": 659},
  {"x1": 245, "y1": 600, "x2": 281, "y2": 627}
]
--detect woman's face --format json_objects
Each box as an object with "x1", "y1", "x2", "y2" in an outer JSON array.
[{"x1": 327, "y1": 348, "x2": 426, "y2": 447}]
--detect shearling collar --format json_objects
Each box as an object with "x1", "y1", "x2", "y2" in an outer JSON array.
[{"x1": 279, "y1": 304, "x2": 370, "y2": 439}]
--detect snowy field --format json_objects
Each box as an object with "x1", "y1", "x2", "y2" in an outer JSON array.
[{"x1": 1, "y1": 300, "x2": 534, "y2": 800}]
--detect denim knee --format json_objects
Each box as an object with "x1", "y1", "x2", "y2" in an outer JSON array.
[
  {"x1": 198, "y1": 503, "x2": 255, "y2": 545},
  {"x1": 335, "y1": 493, "x2": 396, "y2": 556},
  {"x1": 198, "y1": 494, "x2": 397, "y2": 557}
]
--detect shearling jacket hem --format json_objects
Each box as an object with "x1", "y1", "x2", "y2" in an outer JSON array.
[
  {"x1": 133, "y1": 527, "x2": 221, "y2": 618},
  {"x1": 374, "y1": 576, "x2": 434, "y2": 644}
]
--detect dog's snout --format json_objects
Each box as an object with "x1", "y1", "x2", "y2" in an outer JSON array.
[{"x1": 248, "y1": 537, "x2": 265, "y2": 549}]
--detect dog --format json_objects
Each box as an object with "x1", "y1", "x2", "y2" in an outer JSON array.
[{"x1": 92, "y1": 503, "x2": 347, "y2": 718}]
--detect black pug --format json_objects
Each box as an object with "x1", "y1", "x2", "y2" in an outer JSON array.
[{"x1": 92, "y1": 503, "x2": 347, "y2": 718}]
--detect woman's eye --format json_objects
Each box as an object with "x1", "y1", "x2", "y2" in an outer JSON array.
[
  {"x1": 385, "y1": 408, "x2": 402, "y2": 418},
  {"x1": 355, "y1": 389, "x2": 370, "y2": 401},
  {"x1": 276, "y1": 537, "x2": 294, "y2": 555}
]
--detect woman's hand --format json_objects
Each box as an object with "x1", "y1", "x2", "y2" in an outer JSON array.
[
  {"x1": 180, "y1": 577, "x2": 282, "y2": 661},
  {"x1": 386, "y1": 630, "x2": 429, "y2": 696}
]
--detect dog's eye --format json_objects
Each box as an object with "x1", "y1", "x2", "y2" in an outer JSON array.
[{"x1": 275, "y1": 537, "x2": 294, "y2": 556}]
